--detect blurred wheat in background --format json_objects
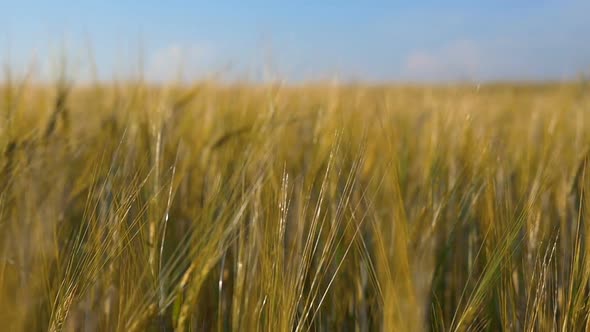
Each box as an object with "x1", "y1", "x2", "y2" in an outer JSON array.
[{"x1": 1, "y1": 70, "x2": 590, "y2": 331}]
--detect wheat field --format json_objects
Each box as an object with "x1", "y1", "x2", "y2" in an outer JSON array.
[{"x1": 1, "y1": 77, "x2": 590, "y2": 331}]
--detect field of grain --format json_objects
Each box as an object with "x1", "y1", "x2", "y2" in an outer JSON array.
[{"x1": 1, "y1": 78, "x2": 590, "y2": 331}]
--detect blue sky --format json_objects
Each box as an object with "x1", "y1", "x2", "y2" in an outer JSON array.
[{"x1": 2, "y1": 1, "x2": 590, "y2": 82}]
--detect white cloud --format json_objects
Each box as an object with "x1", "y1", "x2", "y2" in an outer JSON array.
[
  {"x1": 403, "y1": 40, "x2": 483, "y2": 81},
  {"x1": 146, "y1": 43, "x2": 214, "y2": 82}
]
